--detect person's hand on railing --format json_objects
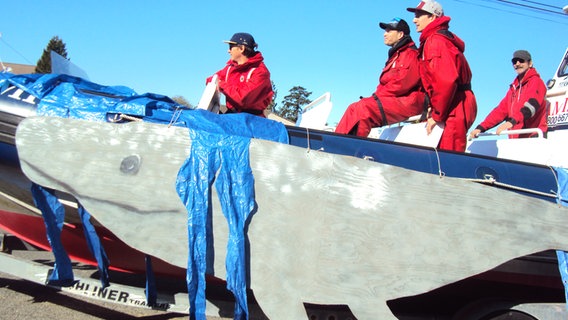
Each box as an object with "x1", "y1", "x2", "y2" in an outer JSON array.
[
  {"x1": 495, "y1": 121, "x2": 513, "y2": 135},
  {"x1": 468, "y1": 128, "x2": 482, "y2": 140}
]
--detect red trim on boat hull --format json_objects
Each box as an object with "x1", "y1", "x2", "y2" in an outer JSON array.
[{"x1": 0, "y1": 209, "x2": 186, "y2": 279}]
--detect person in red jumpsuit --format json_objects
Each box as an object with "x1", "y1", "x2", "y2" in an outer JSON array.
[
  {"x1": 407, "y1": 1, "x2": 477, "y2": 152},
  {"x1": 468, "y1": 50, "x2": 547, "y2": 140},
  {"x1": 334, "y1": 18, "x2": 425, "y2": 137},
  {"x1": 207, "y1": 32, "x2": 273, "y2": 117}
]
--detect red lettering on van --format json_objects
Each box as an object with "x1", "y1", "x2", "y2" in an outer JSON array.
[{"x1": 549, "y1": 97, "x2": 568, "y2": 115}]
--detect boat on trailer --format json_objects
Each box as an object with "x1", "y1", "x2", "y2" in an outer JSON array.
[{"x1": 1, "y1": 48, "x2": 568, "y2": 319}]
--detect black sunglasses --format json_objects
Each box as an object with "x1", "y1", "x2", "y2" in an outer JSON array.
[{"x1": 512, "y1": 58, "x2": 526, "y2": 64}]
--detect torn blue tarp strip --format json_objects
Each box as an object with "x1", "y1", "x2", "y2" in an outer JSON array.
[
  {"x1": 177, "y1": 136, "x2": 215, "y2": 320},
  {"x1": 214, "y1": 137, "x2": 255, "y2": 320},
  {"x1": 178, "y1": 130, "x2": 253, "y2": 320},
  {"x1": 555, "y1": 167, "x2": 568, "y2": 207},
  {"x1": 78, "y1": 205, "x2": 110, "y2": 288},
  {"x1": 30, "y1": 184, "x2": 111, "y2": 289},
  {"x1": 145, "y1": 256, "x2": 158, "y2": 307},
  {"x1": 557, "y1": 250, "x2": 568, "y2": 310},
  {"x1": 554, "y1": 166, "x2": 568, "y2": 309},
  {"x1": 175, "y1": 110, "x2": 288, "y2": 320},
  {"x1": 30, "y1": 183, "x2": 74, "y2": 286}
]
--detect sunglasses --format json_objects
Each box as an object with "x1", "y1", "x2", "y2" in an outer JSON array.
[
  {"x1": 229, "y1": 43, "x2": 242, "y2": 49},
  {"x1": 512, "y1": 58, "x2": 526, "y2": 64}
]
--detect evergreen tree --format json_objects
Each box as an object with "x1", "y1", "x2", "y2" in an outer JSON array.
[
  {"x1": 35, "y1": 36, "x2": 68, "y2": 74},
  {"x1": 277, "y1": 86, "x2": 312, "y2": 123},
  {"x1": 171, "y1": 95, "x2": 192, "y2": 108},
  {"x1": 266, "y1": 81, "x2": 278, "y2": 114}
]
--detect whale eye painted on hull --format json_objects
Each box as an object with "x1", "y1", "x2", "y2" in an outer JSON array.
[{"x1": 120, "y1": 154, "x2": 141, "y2": 175}]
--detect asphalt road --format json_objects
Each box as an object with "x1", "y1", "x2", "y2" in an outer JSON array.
[
  {"x1": 0, "y1": 237, "x2": 345, "y2": 320},
  {"x1": 0, "y1": 240, "x2": 234, "y2": 320},
  {"x1": 0, "y1": 272, "x2": 199, "y2": 320}
]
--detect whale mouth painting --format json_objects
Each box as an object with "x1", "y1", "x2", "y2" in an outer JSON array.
[{"x1": 14, "y1": 114, "x2": 568, "y2": 319}]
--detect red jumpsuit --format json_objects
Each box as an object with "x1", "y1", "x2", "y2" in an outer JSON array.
[
  {"x1": 477, "y1": 67, "x2": 547, "y2": 138},
  {"x1": 207, "y1": 52, "x2": 273, "y2": 117},
  {"x1": 335, "y1": 39, "x2": 425, "y2": 136},
  {"x1": 418, "y1": 16, "x2": 477, "y2": 152}
]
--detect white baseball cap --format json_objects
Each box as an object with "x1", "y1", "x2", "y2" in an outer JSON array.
[{"x1": 407, "y1": 1, "x2": 444, "y2": 17}]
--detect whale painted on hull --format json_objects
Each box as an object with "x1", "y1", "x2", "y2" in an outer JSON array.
[{"x1": 15, "y1": 116, "x2": 568, "y2": 319}]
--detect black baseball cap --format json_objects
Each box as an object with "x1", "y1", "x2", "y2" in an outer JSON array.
[{"x1": 379, "y1": 18, "x2": 411, "y2": 35}]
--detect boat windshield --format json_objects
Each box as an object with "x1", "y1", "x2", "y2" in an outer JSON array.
[{"x1": 557, "y1": 50, "x2": 568, "y2": 78}]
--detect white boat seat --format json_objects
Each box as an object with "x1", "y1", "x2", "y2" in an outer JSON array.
[
  {"x1": 196, "y1": 74, "x2": 221, "y2": 114},
  {"x1": 371, "y1": 114, "x2": 444, "y2": 148},
  {"x1": 295, "y1": 92, "x2": 333, "y2": 131}
]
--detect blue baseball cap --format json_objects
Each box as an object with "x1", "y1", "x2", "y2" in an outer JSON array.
[{"x1": 223, "y1": 32, "x2": 257, "y2": 49}]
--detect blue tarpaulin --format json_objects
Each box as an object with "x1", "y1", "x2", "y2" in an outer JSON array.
[
  {"x1": 2, "y1": 72, "x2": 288, "y2": 318},
  {"x1": 175, "y1": 110, "x2": 287, "y2": 320},
  {"x1": 30, "y1": 184, "x2": 75, "y2": 286},
  {"x1": 555, "y1": 167, "x2": 568, "y2": 308}
]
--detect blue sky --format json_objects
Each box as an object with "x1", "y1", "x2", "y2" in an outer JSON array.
[{"x1": 1, "y1": 1, "x2": 567, "y2": 128}]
